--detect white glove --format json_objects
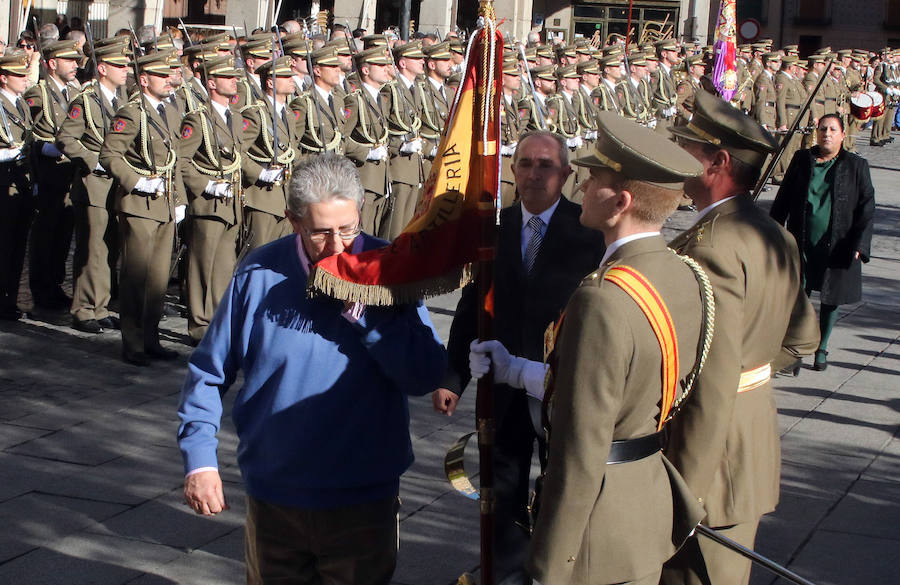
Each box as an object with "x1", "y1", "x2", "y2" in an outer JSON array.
[
  {"x1": 566, "y1": 136, "x2": 583, "y2": 149},
  {"x1": 500, "y1": 142, "x2": 517, "y2": 157},
  {"x1": 204, "y1": 180, "x2": 233, "y2": 198},
  {"x1": 175, "y1": 204, "x2": 186, "y2": 224},
  {"x1": 585, "y1": 130, "x2": 598, "y2": 140},
  {"x1": 41, "y1": 142, "x2": 63, "y2": 158},
  {"x1": 258, "y1": 167, "x2": 285, "y2": 184},
  {"x1": 399, "y1": 138, "x2": 422, "y2": 154},
  {"x1": 648, "y1": 118, "x2": 658, "y2": 129},
  {"x1": 134, "y1": 176, "x2": 165, "y2": 194},
  {"x1": 366, "y1": 145, "x2": 388, "y2": 161},
  {"x1": 469, "y1": 339, "x2": 548, "y2": 400},
  {"x1": 429, "y1": 145, "x2": 438, "y2": 158},
  {"x1": 0, "y1": 147, "x2": 22, "y2": 162},
  {"x1": 94, "y1": 161, "x2": 106, "y2": 173}
]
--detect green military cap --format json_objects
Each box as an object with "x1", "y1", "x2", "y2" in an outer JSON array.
[
  {"x1": 556, "y1": 44, "x2": 577, "y2": 58},
  {"x1": 93, "y1": 35, "x2": 131, "y2": 52},
  {"x1": 783, "y1": 44, "x2": 799, "y2": 54},
  {"x1": 531, "y1": 64, "x2": 556, "y2": 81},
  {"x1": 502, "y1": 58, "x2": 519, "y2": 75},
  {"x1": 183, "y1": 42, "x2": 221, "y2": 61},
  {"x1": 355, "y1": 45, "x2": 392, "y2": 67},
  {"x1": 669, "y1": 90, "x2": 778, "y2": 168},
  {"x1": 362, "y1": 34, "x2": 389, "y2": 48},
  {"x1": 750, "y1": 42, "x2": 768, "y2": 51},
  {"x1": 738, "y1": 43, "x2": 751, "y2": 51},
  {"x1": 144, "y1": 32, "x2": 175, "y2": 52},
  {"x1": 762, "y1": 51, "x2": 782, "y2": 63},
  {"x1": 201, "y1": 55, "x2": 240, "y2": 77},
  {"x1": 807, "y1": 53, "x2": 826, "y2": 63},
  {"x1": 423, "y1": 41, "x2": 452, "y2": 60},
  {"x1": 644, "y1": 50, "x2": 659, "y2": 62},
  {"x1": 449, "y1": 38, "x2": 464, "y2": 54},
  {"x1": 797, "y1": 59, "x2": 808, "y2": 69},
  {"x1": 524, "y1": 47, "x2": 538, "y2": 62},
  {"x1": 781, "y1": 54, "x2": 798, "y2": 65},
  {"x1": 576, "y1": 59, "x2": 601, "y2": 75},
  {"x1": 626, "y1": 52, "x2": 647, "y2": 66},
  {"x1": 575, "y1": 44, "x2": 594, "y2": 56},
  {"x1": 836, "y1": 49, "x2": 852, "y2": 57},
  {"x1": 535, "y1": 45, "x2": 554, "y2": 60},
  {"x1": 573, "y1": 111, "x2": 703, "y2": 189},
  {"x1": 310, "y1": 45, "x2": 341, "y2": 67},
  {"x1": 812, "y1": 46, "x2": 831, "y2": 55},
  {"x1": 326, "y1": 38, "x2": 354, "y2": 56},
  {"x1": 136, "y1": 50, "x2": 175, "y2": 75},
  {"x1": 42, "y1": 40, "x2": 82, "y2": 60},
  {"x1": 92, "y1": 41, "x2": 130, "y2": 66},
  {"x1": 254, "y1": 55, "x2": 293, "y2": 77},
  {"x1": 394, "y1": 40, "x2": 426, "y2": 60},
  {"x1": 759, "y1": 38, "x2": 774, "y2": 47},
  {"x1": 600, "y1": 54, "x2": 622, "y2": 68},
  {"x1": 602, "y1": 45, "x2": 624, "y2": 57},
  {"x1": 241, "y1": 38, "x2": 273, "y2": 59},
  {"x1": 685, "y1": 54, "x2": 704, "y2": 67},
  {"x1": 282, "y1": 38, "x2": 312, "y2": 57},
  {"x1": 0, "y1": 52, "x2": 29, "y2": 76},
  {"x1": 203, "y1": 32, "x2": 232, "y2": 47},
  {"x1": 556, "y1": 64, "x2": 579, "y2": 79},
  {"x1": 654, "y1": 38, "x2": 677, "y2": 52}
]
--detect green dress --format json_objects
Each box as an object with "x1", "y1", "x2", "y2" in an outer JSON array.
[{"x1": 803, "y1": 157, "x2": 836, "y2": 291}]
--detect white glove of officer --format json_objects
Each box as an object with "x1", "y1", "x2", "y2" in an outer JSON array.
[
  {"x1": 469, "y1": 339, "x2": 548, "y2": 401},
  {"x1": 94, "y1": 161, "x2": 106, "y2": 173},
  {"x1": 500, "y1": 142, "x2": 517, "y2": 157},
  {"x1": 429, "y1": 145, "x2": 438, "y2": 158},
  {"x1": 175, "y1": 204, "x2": 187, "y2": 224},
  {"x1": 204, "y1": 180, "x2": 233, "y2": 198},
  {"x1": 586, "y1": 130, "x2": 598, "y2": 140},
  {"x1": 0, "y1": 147, "x2": 22, "y2": 162},
  {"x1": 565, "y1": 136, "x2": 583, "y2": 149},
  {"x1": 399, "y1": 138, "x2": 422, "y2": 154},
  {"x1": 41, "y1": 142, "x2": 63, "y2": 158},
  {"x1": 134, "y1": 176, "x2": 165, "y2": 194},
  {"x1": 366, "y1": 145, "x2": 388, "y2": 161},
  {"x1": 258, "y1": 167, "x2": 285, "y2": 184}
]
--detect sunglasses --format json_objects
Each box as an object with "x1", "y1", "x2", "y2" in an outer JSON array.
[{"x1": 18, "y1": 43, "x2": 36, "y2": 49}]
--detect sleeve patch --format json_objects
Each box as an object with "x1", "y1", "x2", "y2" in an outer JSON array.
[
  {"x1": 113, "y1": 119, "x2": 127, "y2": 132},
  {"x1": 241, "y1": 118, "x2": 250, "y2": 131},
  {"x1": 518, "y1": 108, "x2": 528, "y2": 119},
  {"x1": 181, "y1": 126, "x2": 193, "y2": 139},
  {"x1": 69, "y1": 105, "x2": 82, "y2": 119},
  {"x1": 26, "y1": 98, "x2": 35, "y2": 106},
  {"x1": 343, "y1": 108, "x2": 351, "y2": 119},
  {"x1": 294, "y1": 109, "x2": 301, "y2": 121},
  {"x1": 230, "y1": 94, "x2": 239, "y2": 105}
]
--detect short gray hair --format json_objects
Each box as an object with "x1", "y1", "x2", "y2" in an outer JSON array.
[
  {"x1": 513, "y1": 130, "x2": 570, "y2": 167},
  {"x1": 287, "y1": 153, "x2": 365, "y2": 218}
]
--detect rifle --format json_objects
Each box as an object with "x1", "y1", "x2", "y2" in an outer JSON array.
[
  {"x1": 269, "y1": 27, "x2": 284, "y2": 183},
  {"x1": 303, "y1": 36, "x2": 326, "y2": 151},
  {"x1": 695, "y1": 525, "x2": 819, "y2": 585},
  {"x1": 753, "y1": 59, "x2": 834, "y2": 200},
  {"x1": 344, "y1": 20, "x2": 359, "y2": 74},
  {"x1": 517, "y1": 45, "x2": 548, "y2": 130},
  {"x1": 126, "y1": 23, "x2": 160, "y2": 189}
]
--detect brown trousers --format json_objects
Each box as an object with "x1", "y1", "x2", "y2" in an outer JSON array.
[
  {"x1": 118, "y1": 215, "x2": 174, "y2": 355},
  {"x1": 660, "y1": 520, "x2": 760, "y2": 585},
  {"x1": 245, "y1": 495, "x2": 399, "y2": 585},
  {"x1": 186, "y1": 216, "x2": 239, "y2": 343},
  {"x1": 361, "y1": 191, "x2": 387, "y2": 237},
  {"x1": 382, "y1": 182, "x2": 421, "y2": 241},
  {"x1": 71, "y1": 199, "x2": 118, "y2": 321},
  {"x1": 245, "y1": 209, "x2": 289, "y2": 252}
]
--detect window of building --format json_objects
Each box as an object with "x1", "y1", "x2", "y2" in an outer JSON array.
[{"x1": 572, "y1": 1, "x2": 679, "y2": 45}]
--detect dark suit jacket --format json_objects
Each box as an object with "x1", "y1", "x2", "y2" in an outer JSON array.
[{"x1": 444, "y1": 196, "x2": 606, "y2": 423}]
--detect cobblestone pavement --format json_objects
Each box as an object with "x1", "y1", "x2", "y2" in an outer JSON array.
[{"x1": 0, "y1": 130, "x2": 897, "y2": 584}]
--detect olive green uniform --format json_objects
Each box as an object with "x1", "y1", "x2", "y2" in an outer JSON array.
[
  {"x1": 774, "y1": 71, "x2": 805, "y2": 181},
  {"x1": 751, "y1": 70, "x2": 777, "y2": 129},
  {"x1": 616, "y1": 78, "x2": 653, "y2": 125},
  {"x1": 499, "y1": 91, "x2": 520, "y2": 208},
  {"x1": 844, "y1": 67, "x2": 864, "y2": 151},
  {"x1": 651, "y1": 64, "x2": 678, "y2": 132},
  {"x1": 381, "y1": 78, "x2": 426, "y2": 239}
]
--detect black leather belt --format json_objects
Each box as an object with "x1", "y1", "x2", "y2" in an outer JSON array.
[
  {"x1": 787, "y1": 104, "x2": 801, "y2": 109},
  {"x1": 606, "y1": 431, "x2": 664, "y2": 464},
  {"x1": 825, "y1": 97, "x2": 837, "y2": 101},
  {"x1": 765, "y1": 101, "x2": 775, "y2": 107},
  {"x1": 815, "y1": 99, "x2": 826, "y2": 104}
]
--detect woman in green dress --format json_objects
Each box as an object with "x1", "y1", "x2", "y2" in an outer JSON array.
[{"x1": 771, "y1": 114, "x2": 876, "y2": 370}]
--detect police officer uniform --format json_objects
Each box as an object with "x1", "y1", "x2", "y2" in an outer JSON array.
[
  {"x1": 528, "y1": 111, "x2": 709, "y2": 585},
  {"x1": 178, "y1": 56, "x2": 246, "y2": 344},
  {"x1": 0, "y1": 53, "x2": 34, "y2": 321},
  {"x1": 663, "y1": 91, "x2": 820, "y2": 585},
  {"x1": 57, "y1": 39, "x2": 130, "y2": 333},
  {"x1": 100, "y1": 50, "x2": 185, "y2": 366},
  {"x1": 24, "y1": 40, "x2": 83, "y2": 309}
]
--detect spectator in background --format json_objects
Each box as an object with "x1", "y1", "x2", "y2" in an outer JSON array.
[{"x1": 17, "y1": 31, "x2": 39, "y2": 85}]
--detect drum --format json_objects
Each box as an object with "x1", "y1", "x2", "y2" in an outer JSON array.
[
  {"x1": 869, "y1": 91, "x2": 885, "y2": 118},
  {"x1": 850, "y1": 93, "x2": 874, "y2": 120}
]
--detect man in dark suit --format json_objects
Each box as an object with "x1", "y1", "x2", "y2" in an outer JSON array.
[{"x1": 432, "y1": 130, "x2": 606, "y2": 585}]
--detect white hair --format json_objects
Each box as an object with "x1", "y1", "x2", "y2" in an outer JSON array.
[{"x1": 287, "y1": 153, "x2": 364, "y2": 218}]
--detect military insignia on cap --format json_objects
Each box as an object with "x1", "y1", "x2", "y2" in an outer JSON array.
[
  {"x1": 113, "y1": 119, "x2": 127, "y2": 132},
  {"x1": 69, "y1": 105, "x2": 82, "y2": 119},
  {"x1": 181, "y1": 126, "x2": 193, "y2": 139}
]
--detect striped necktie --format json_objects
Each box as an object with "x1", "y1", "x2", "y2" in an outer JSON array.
[{"x1": 524, "y1": 216, "x2": 544, "y2": 274}]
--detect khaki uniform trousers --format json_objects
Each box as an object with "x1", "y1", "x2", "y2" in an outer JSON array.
[
  {"x1": 118, "y1": 214, "x2": 174, "y2": 355},
  {"x1": 362, "y1": 191, "x2": 387, "y2": 237},
  {"x1": 71, "y1": 176, "x2": 118, "y2": 322},
  {"x1": 871, "y1": 105, "x2": 896, "y2": 143},
  {"x1": 661, "y1": 520, "x2": 760, "y2": 585},
  {"x1": 186, "y1": 216, "x2": 239, "y2": 344},
  {"x1": 381, "y1": 182, "x2": 420, "y2": 241},
  {"x1": 245, "y1": 209, "x2": 289, "y2": 252},
  {"x1": 845, "y1": 116, "x2": 861, "y2": 151},
  {"x1": 245, "y1": 495, "x2": 400, "y2": 585}
]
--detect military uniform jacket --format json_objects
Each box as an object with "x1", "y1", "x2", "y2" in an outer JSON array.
[
  {"x1": 845, "y1": 68, "x2": 863, "y2": 93},
  {"x1": 0, "y1": 92, "x2": 33, "y2": 190},
  {"x1": 100, "y1": 97, "x2": 183, "y2": 222},
  {"x1": 24, "y1": 78, "x2": 77, "y2": 172},
  {"x1": 415, "y1": 76, "x2": 451, "y2": 156},
  {"x1": 382, "y1": 79, "x2": 424, "y2": 187},
  {"x1": 572, "y1": 86, "x2": 600, "y2": 134},
  {"x1": 289, "y1": 85, "x2": 345, "y2": 156},
  {"x1": 57, "y1": 82, "x2": 126, "y2": 207},
  {"x1": 753, "y1": 70, "x2": 777, "y2": 128},
  {"x1": 591, "y1": 79, "x2": 621, "y2": 114},
  {"x1": 546, "y1": 92, "x2": 580, "y2": 139},
  {"x1": 652, "y1": 65, "x2": 678, "y2": 116},
  {"x1": 803, "y1": 71, "x2": 825, "y2": 122},
  {"x1": 342, "y1": 85, "x2": 390, "y2": 196},
  {"x1": 666, "y1": 196, "x2": 819, "y2": 525},
  {"x1": 517, "y1": 92, "x2": 553, "y2": 133},
  {"x1": 776, "y1": 71, "x2": 805, "y2": 128},
  {"x1": 235, "y1": 74, "x2": 265, "y2": 111},
  {"x1": 239, "y1": 97, "x2": 298, "y2": 217},
  {"x1": 616, "y1": 78, "x2": 651, "y2": 123},
  {"x1": 676, "y1": 77, "x2": 701, "y2": 121},
  {"x1": 528, "y1": 236, "x2": 706, "y2": 585},
  {"x1": 179, "y1": 105, "x2": 245, "y2": 224},
  {"x1": 175, "y1": 77, "x2": 209, "y2": 116}
]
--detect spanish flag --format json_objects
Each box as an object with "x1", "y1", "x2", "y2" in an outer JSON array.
[{"x1": 307, "y1": 17, "x2": 503, "y2": 305}]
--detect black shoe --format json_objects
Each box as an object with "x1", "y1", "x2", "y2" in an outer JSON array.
[
  {"x1": 776, "y1": 359, "x2": 802, "y2": 377},
  {"x1": 73, "y1": 318, "x2": 103, "y2": 334},
  {"x1": 888, "y1": 137, "x2": 895, "y2": 143},
  {"x1": 0, "y1": 307, "x2": 23, "y2": 321},
  {"x1": 123, "y1": 350, "x2": 151, "y2": 367},
  {"x1": 813, "y1": 350, "x2": 828, "y2": 371},
  {"x1": 163, "y1": 304, "x2": 181, "y2": 317},
  {"x1": 146, "y1": 345, "x2": 179, "y2": 360},
  {"x1": 677, "y1": 204, "x2": 698, "y2": 212},
  {"x1": 97, "y1": 316, "x2": 120, "y2": 330}
]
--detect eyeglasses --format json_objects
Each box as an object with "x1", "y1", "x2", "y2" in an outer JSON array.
[
  {"x1": 304, "y1": 224, "x2": 362, "y2": 243},
  {"x1": 17, "y1": 43, "x2": 36, "y2": 50}
]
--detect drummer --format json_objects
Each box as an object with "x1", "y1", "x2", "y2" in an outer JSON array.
[{"x1": 845, "y1": 52, "x2": 866, "y2": 152}]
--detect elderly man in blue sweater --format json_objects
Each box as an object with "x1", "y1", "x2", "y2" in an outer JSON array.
[{"x1": 177, "y1": 153, "x2": 447, "y2": 585}]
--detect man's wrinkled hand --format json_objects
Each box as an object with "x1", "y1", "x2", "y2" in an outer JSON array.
[
  {"x1": 432, "y1": 388, "x2": 460, "y2": 415},
  {"x1": 184, "y1": 469, "x2": 229, "y2": 516}
]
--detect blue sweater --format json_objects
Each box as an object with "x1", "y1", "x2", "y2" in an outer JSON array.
[{"x1": 177, "y1": 234, "x2": 447, "y2": 509}]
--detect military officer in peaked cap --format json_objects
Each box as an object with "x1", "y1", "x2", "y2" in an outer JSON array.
[
  {"x1": 235, "y1": 35, "x2": 274, "y2": 110},
  {"x1": 470, "y1": 112, "x2": 711, "y2": 585},
  {"x1": 101, "y1": 50, "x2": 186, "y2": 366},
  {"x1": 290, "y1": 45, "x2": 346, "y2": 160},
  {"x1": 662, "y1": 91, "x2": 820, "y2": 585},
  {"x1": 58, "y1": 39, "x2": 130, "y2": 334}
]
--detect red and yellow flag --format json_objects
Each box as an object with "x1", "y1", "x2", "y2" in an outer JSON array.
[{"x1": 307, "y1": 20, "x2": 503, "y2": 305}]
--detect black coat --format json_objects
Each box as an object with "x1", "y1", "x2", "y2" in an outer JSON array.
[
  {"x1": 443, "y1": 196, "x2": 606, "y2": 422},
  {"x1": 770, "y1": 146, "x2": 875, "y2": 305}
]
